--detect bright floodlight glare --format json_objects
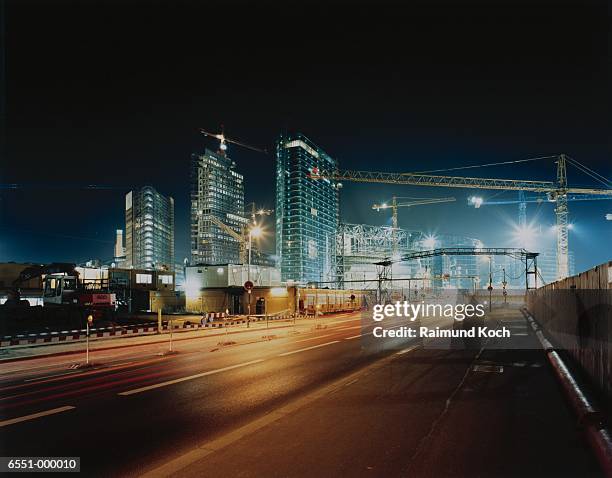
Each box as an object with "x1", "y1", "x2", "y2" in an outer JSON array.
[
  {"x1": 606, "y1": 214, "x2": 612, "y2": 221},
  {"x1": 381, "y1": 203, "x2": 387, "y2": 209},
  {"x1": 550, "y1": 225, "x2": 558, "y2": 232},
  {"x1": 250, "y1": 225, "x2": 263, "y2": 238},
  {"x1": 469, "y1": 196, "x2": 483, "y2": 208},
  {"x1": 567, "y1": 224, "x2": 574, "y2": 230},
  {"x1": 513, "y1": 224, "x2": 537, "y2": 248},
  {"x1": 422, "y1": 234, "x2": 437, "y2": 249}
]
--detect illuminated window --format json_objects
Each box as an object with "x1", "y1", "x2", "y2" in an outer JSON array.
[
  {"x1": 136, "y1": 273, "x2": 152, "y2": 284},
  {"x1": 159, "y1": 274, "x2": 173, "y2": 284}
]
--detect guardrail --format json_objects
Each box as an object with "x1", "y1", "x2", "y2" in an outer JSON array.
[{"x1": 0, "y1": 313, "x2": 295, "y2": 348}]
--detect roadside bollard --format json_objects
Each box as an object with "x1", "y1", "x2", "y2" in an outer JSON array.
[{"x1": 86, "y1": 314, "x2": 93, "y2": 366}]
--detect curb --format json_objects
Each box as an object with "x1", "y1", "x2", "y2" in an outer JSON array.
[{"x1": 521, "y1": 307, "x2": 612, "y2": 477}]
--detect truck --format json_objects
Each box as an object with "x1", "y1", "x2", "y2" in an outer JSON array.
[{"x1": 1, "y1": 263, "x2": 116, "y2": 334}]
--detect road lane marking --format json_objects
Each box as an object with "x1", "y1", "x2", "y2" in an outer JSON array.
[
  {"x1": 345, "y1": 332, "x2": 371, "y2": 340},
  {"x1": 141, "y1": 341, "x2": 402, "y2": 478},
  {"x1": 118, "y1": 359, "x2": 265, "y2": 396},
  {"x1": 277, "y1": 341, "x2": 340, "y2": 357},
  {"x1": 290, "y1": 334, "x2": 334, "y2": 344},
  {"x1": 0, "y1": 405, "x2": 75, "y2": 427},
  {"x1": 396, "y1": 344, "x2": 420, "y2": 355},
  {"x1": 333, "y1": 324, "x2": 363, "y2": 331}
]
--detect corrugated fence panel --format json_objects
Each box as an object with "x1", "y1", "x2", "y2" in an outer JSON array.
[{"x1": 527, "y1": 261, "x2": 612, "y2": 398}]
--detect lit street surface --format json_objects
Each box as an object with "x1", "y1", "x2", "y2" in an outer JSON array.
[{"x1": 0, "y1": 310, "x2": 601, "y2": 477}]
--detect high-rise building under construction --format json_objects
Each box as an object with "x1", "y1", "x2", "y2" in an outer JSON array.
[
  {"x1": 125, "y1": 186, "x2": 175, "y2": 271},
  {"x1": 275, "y1": 133, "x2": 340, "y2": 284},
  {"x1": 190, "y1": 148, "x2": 246, "y2": 265}
]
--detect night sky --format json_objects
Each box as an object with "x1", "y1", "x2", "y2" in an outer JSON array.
[{"x1": 2, "y1": 0, "x2": 610, "y2": 272}]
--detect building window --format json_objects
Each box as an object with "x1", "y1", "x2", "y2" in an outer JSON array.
[
  {"x1": 136, "y1": 273, "x2": 152, "y2": 284},
  {"x1": 159, "y1": 274, "x2": 173, "y2": 285}
]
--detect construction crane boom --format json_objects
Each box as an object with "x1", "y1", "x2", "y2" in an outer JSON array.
[
  {"x1": 372, "y1": 196, "x2": 456, "y2": 229},
  {"x1": 207, "y1": 215, "x2": 248, "y2": 263},
  {"x1": 469, "y1": 194, "x2": 612, "y2": 207},
  {"x1": 200, "y1": 127, "x2": 267, "y2": 154},
  {"x1": 312, "y1": 169, "x2": 610, "y2": 195},
  {"x1": 311, "y1": 154, "x2": 612, "y2": 281}
]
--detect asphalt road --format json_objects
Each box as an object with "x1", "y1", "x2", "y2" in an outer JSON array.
[{"x1": 0, "y1": 309, "x2": 603, "y2": 477}]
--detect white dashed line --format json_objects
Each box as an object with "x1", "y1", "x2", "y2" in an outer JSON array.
[
  {"x1": 0, "y1": 406, "x2": 75, "y2": 427},
  {"x1": 118, "y1": 359, "x2": 265, "y2": 396},
  {"x1": 278, "y1": 341, "x2": 340, "y2": 357}
]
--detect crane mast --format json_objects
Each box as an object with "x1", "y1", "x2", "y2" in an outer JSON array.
[
  {"x1": 372, "y1": 196, "x2": 456, "y2": 257},
  {"x1": 555, "y1": 155, "x2": 569, "y2": 279},
  {"x1": 311, "y1": 154, "x2": 612, "y2": 281}
]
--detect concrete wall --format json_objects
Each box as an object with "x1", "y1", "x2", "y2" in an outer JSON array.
[
  {"x1": 184, "y1": 286, "x2": 368, "y2": 316},
  {"x1": 527, "y1": 261, "x2": 612, "y2": 397},
  {"x1": 185, "y1": 286, "x2": 294, "y2": 315},
  {"x1": 149, "y1": 290, "x2": 186, "y2": 313},
  {"x1": 185, "y1": 265, "x2": 281, "y2": 291}
]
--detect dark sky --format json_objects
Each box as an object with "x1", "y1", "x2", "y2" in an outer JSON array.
[{"x1": 2, "y1": 0, "x2": 610, "y2": 272}]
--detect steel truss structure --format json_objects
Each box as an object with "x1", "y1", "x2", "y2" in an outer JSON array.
[
  {"x1": 335, "y1": 223, "x2": 419, "y2": 288},
  {"x1": 401, "y1": 247, "x2": 539, "y2": 289}
]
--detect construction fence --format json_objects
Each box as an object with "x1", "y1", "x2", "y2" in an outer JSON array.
[{"x1": 527, "y1": 261, "x2": 612, "y2": 398}]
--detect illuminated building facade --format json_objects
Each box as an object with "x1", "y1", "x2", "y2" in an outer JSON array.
[
  {"x1": 190, "y1": 148, "x2": 246, "y2": 265},
  {"x1": 275, "y1": 133, "x2": 340, "y2": 284},
  {"x1": 125, "y1": 186, "x2": 175, "y2": 271}
]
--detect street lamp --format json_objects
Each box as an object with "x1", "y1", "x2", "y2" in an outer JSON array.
[{"x1": 247, "y1": 224, "x2": 264, "y2": 320}]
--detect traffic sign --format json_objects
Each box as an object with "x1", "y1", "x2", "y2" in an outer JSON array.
[
  {"x1": 487, "y1": 285, "x2": 493, "y2": 291},
  {"x1": 244, "y1": 280, "x2": 254, "y2": 291}
]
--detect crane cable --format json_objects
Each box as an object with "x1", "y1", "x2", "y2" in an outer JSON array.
[
  {"x1": 412, "y1": 155, "x2": 557, "y2": 175},
  {"x1": 565, "y1": 156, "x2": 612, "y2": 188}
]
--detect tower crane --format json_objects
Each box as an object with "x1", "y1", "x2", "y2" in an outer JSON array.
[
  {"x1": 310, "y1": 154, "x2": 612, "y2": 280},
  {"x1": 199, "y1": 127, "x2": 267, "y2": 155},
  {"x1": 372, "y1": 196, "x2": 456, "y2": 258},
  {"x1": 207, "y1": 215, "x2": 262, "y2": 264},
  {"x1": 206, "y1": 205, "x2": 270, "y2": 264},
  {"x1": 372, "y1": 196, "x2": 456, "y2": 229}
]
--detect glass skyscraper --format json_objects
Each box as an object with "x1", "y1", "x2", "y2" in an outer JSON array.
[
  {"x1": 125, "y1": 186, "x2": 174, "y2": 271},
  {"x1": 190, "y1": 148, "x2": 246, "y2": 265},
  {"x1": 275, "y1": 133, "x2": 340, "y2": 284}
]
